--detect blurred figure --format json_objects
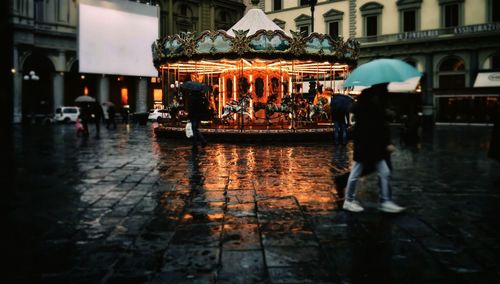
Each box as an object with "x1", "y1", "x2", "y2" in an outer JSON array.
[
  {"x1": 75, "y1": 115, "x2": 85, "y2": 136},
  {"x1": 106, "y1": 103, "x2": 117, "y2": 129},
  {"x1": 121, "y1": 106, "x2": 130, "y2": 124},
  {"x1": 92, "y1": 102, "x2": 104, "y2": 138},
  {"x1": 187, "y1": 90, "x2": 208, "y2": 148},
  {"x1": 342, "y1": 84, "x2": 405, "y2": 214},
  {"x1": 79, "y1": 103, "x2": 92, "y2": 137},
  {"x1": 330, "y1": 91, "x2": 353, "y2": 145}
]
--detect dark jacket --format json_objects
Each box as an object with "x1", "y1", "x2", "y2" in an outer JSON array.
[
  {"x1": 351, "y1": 89, "x2": 391, "y2": 164},
  {"x1": 187, "y1": 91, "x2": 208, "y2": 121},
  {"x1": 330, "y1": 94, "x2": 352, "y2": 123}
]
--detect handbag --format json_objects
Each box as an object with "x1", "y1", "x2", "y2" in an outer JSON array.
[{"x1": 185, "y1": 122, "x2": 193, "y2": 138}]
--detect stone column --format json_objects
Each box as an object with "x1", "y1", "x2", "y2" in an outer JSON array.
[
  {"x1": 52, "y1": 73, "x2": 64, "y2": 112},
  {"x1": 422, "y1": 53, "x2": 434, "y2": 130},
  {"x1": 135, "y1": 77, "x2": 148, "y2": 113},
  {"x1": 52, "y1": 50, "x2": 66, "y2": 112},
  {"x1": 97, "y1": 75, "x2": 109, "y2": 104},
  {"x1": 349, "y1": 0, "x2": 357, "y2": 38},
  {"x1": 469, "y1": 49, "x2": 478, "y2": 87},
  {"x1": 13, "y1": 47, "x2": 23, "y2": 123}
]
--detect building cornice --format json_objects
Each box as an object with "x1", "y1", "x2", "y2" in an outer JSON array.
[{"x1": 265, "y1": 0, "x2": 346, "y2": 15}]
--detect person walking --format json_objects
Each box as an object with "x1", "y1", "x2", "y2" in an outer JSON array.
[
  {"x1": 92, "y1": 102, "x2": 104, "y2": 138},
  {"x1": 106, "y1": 103, "x2": 117, "y2": 129},
  {"x1": 79, "y1": 103, "x2": 92, "y2": 137},
  {"x1": 342, "y1": 84, "x2": 405, "y2": 213},
  {"x1": 330, "y1": 92, "x2": 353, "y2": 144},
  {"x1": 187, "y1": 89, "x2": 208, "y2": 148}
]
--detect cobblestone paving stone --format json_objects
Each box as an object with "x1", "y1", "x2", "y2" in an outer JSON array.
[{"x1": 5, "y1": 124, "x2": 500, "y2": 283}]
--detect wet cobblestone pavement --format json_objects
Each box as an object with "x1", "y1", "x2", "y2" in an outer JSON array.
[{"x1": 6, "y1": 123, "x2": 500, "y2": 283}]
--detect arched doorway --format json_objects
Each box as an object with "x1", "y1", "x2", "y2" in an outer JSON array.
[
  {"x1": 438, "y1": 55, "x2": 465, "y2": 89},
  {"x1": 22, "y1": 52, "x2": 54, "y2": 122},
  {"x1": 66, "y1": 61, "x2": 98, "y2": 105}
]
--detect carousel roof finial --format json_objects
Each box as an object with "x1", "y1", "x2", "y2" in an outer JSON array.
[
  {"x1": 251, "y1": 0, "x2": 260, "y2": 7},
  {"x1": 227, "y1": 1, "x2": 287, "y2": 37}
]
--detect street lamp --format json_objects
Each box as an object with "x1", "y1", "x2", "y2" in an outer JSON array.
[
  {"x1": 23, "y1": 70, "x2": 40, "y2": 123},
  {"x1": 24, "y1": 70, "x2": 40, "y2": 81},
  {"x1": 309, "y1": 0, "x2": 318, "y2": 33}
]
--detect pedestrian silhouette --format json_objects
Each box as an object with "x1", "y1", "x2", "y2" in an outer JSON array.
[{"x1": 342, "y1": 83, "x2": 405, "y2": 213}]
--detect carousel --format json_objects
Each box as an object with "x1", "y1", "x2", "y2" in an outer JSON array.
[{"x1": 151, "y1": 1, "x2": 360, "y2": 141}]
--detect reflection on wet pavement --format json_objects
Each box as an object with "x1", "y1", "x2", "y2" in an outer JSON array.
[{"x1": 6, "y1": 124, "x2": 500, "y2": 283}]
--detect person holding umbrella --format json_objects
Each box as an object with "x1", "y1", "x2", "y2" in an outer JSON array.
[
  {"x1": 341, "y1": 59, "x2": 420, "y2": 213},
  {"x1": 342, "y1": 84, "x2": 405, "y2": 213},
  {"x1": 182, "y1": 81, "x2": 209, "y2": 148}
]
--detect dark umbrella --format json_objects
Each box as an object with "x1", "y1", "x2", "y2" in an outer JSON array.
[
  {"x1": 180, "y1": 81, "x2": 209, "y2": 92},
  {"x1": 330, "y1": 94, "x2": 353, "y2": 113}
]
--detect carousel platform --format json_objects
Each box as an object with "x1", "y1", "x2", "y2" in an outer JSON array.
[{"x1": 153, "y1": 123, "x2": 337, "y2": 142}]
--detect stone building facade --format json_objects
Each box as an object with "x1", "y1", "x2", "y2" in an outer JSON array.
[
  {"x1": 265, "y1": 0, "x2": 500, "y2": 124},
  {"x1": 9, "y1": 0, "x2": 245, "y2": 123}
]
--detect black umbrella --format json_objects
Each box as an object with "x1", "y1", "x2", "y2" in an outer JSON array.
[
  {"x1": 180, "y1": 81, "x2": 209, "y2": 92},
  {"x1": 331, "y1": 94, "x2": 353, "y2": 113}
]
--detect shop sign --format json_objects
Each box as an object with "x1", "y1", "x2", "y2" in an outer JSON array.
[{"x1": 473, "y1": 72, "x2": 500, "y2": 88}]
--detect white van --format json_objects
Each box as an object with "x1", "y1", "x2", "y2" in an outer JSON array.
[{"x1": 54, "y1": 106, "x2": 80, "y2": 123}]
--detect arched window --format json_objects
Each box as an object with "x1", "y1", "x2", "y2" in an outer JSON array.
[
  {"x1": 438, "y1": 56, "x2": 465, "y2": 88},
  {"x1": 482, "y1": 52, "x2": 500, "y2": 70}
]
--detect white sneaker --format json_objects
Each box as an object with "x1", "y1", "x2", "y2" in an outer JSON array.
[
  {"x1": 379, "y1": 201, "x2": 405, "y2": 213},
  {"x1": 343, "y1": 200, "x2": 364, "y2": 212}
]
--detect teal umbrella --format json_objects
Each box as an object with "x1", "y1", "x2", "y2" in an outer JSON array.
[{"x1": 344, "y1": 59, "x2": 422, "y2": 87}]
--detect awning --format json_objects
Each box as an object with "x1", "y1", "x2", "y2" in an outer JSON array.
[
  {"x1": 350, "y1": 76, "x2": 421, "y2": 94},
  {"x1": 474, "y1": 72, "x2": 500, "y2": 87}
]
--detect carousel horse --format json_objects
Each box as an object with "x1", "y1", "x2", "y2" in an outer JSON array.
[
  {"x1": 254, "y1": 94, "x2": 294, "y2": 125},
  {"x1": 221, "y1": 93, "x2": 252, "y2": 125},
  {"x1": 309, "y1": 97, "x2": 330, "y2": 122}
]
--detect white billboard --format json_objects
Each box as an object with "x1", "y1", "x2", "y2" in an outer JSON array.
[{"x1": 78, "y1": 0, "x2": 159, "y2": 77}]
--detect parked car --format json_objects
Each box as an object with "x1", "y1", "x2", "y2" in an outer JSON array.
[
  {"x1": 148, "y1": 109, "x2": 171, "y2": 122},
  {"x1": 54, "y1": 106, "x2": 80, "y2": 123}
]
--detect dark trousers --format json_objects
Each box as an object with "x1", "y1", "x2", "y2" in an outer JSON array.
[{"x1": 191, "y1": 119, "x2": 207, "y2": 146}]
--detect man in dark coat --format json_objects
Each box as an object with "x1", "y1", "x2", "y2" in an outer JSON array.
[
  {"x1": 342, "y1": 84, "x2": 405, "y2": 213},
  {"x1": 330, "y1": 92, "x2": 353, "y2": 144},
  {"x1": 187, "y1": 90, "x2": 208, "y2": 147}
]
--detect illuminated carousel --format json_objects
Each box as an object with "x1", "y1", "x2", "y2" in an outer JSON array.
[{"x1": 152, "y1": 1, "x2": 360, "y2": 141}]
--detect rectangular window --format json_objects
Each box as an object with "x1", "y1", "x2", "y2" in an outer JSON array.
[
  {"x1": 329, "y1": 21, "x2": 339, "y2": 38},
  {"x1": 57, "y1": 0, "x2": 69, "y2": 22},
  {"x1": 299, "y1": 25, "x2": 309, "y2": 35},
  {"x1": 493, "y1": 0, "x2": 500, "y2": 22},
  {"x1": 366, "y1": 15, "x2": 378, "y2": 36},
  {"x1": 299, "y1": 26, "x2": 309, "y2": 35},
  {"x1": 34, "y1": 0, "x2": 44, "y2": 22},
  {"x1": 273, "y1": 0, "x2": 282, "y2": 11},
  {"x1": 444, "y1": 4, "x2": 459, "y2": 27},
  {"x1": 403, "y1": 10, "x2": 416, "y2": 32}
]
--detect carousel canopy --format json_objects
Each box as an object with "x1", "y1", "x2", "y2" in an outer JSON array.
[
  {"x1": 226, "y1": 8, "x2": 288, "y2": 37},
  {"x1": 152, "y1": 30, "x2": 360, "y2": 69},
  {"x1": 151, "y1": 4, "x2": 360, "y2": 76}
]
